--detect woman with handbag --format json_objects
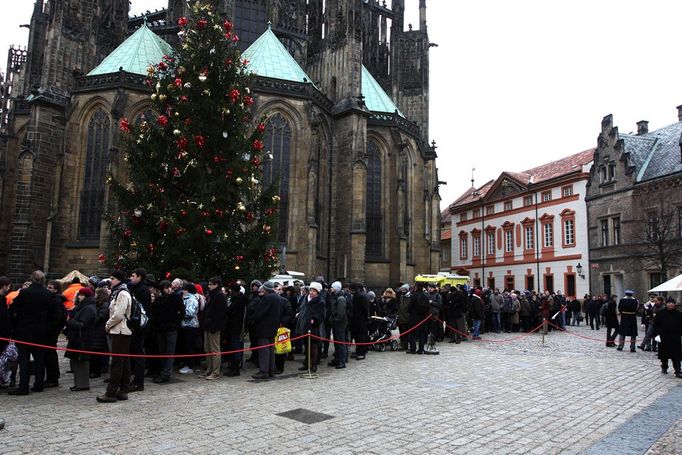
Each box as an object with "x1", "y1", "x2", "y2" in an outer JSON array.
[{"x1": 65, "y1": 288, "x2": 97, "y2": 391}]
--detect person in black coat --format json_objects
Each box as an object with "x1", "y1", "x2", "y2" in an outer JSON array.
[
  {"x1": 0, "y1": 277, "x2": 11, "y2": 355},
  {"x1": 89, "y1": 285, "x2": 111, "y2": 378},
  {"x1": 203, "y1": 277, "x2": 227, "y2": 379},
  {"x1": 44, "y1": 280, "x2": 67, "y2": 387},
  {"x1": 349, "y1": 283, "x2": 369, "y2": 360},
  {"x1": 653, "y1": 298, "x2": 682, "y2": 377},
  {"x1": 273, "y1": 284, "x2": 293, "y2": 374},
  {"x1": 65, "y1": 288, "x2": 97, "y2": 391},
  {"x1": 604, "y1": 295, "x2": 619, "y2": 347},
  {"x1": 617, "y1": 290, "x2": 639, "y2": 352},
  {"x1": 150, "y1": 281, "x2": 184, "y2": 384},
  {"x1": 223, "y1": 284, "x2": 247, "y2": 376},
  {"x1": 251, "y1": 281, "x2": 281, "y2": 379},
  {"x1": 8, "y1": 270, "x2": 51, "y2": 395},
  {"x1": 407, "y1": 283, "x2": 430, "y2": 353},
  {"x1": 296, "y1": 282, "x2": 325, "y2": 371},
  {"x1": 127, "y1": 268, "x2": 151, "y2": 391}
]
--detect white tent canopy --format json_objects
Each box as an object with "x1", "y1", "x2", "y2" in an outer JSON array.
[{"x1": 649, "y1": 274, "x2": 682, "y2": 293}]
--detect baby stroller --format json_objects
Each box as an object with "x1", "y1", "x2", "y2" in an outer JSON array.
[{"x1": 369, "y1": 315, "x2": 400, "y2": 352}]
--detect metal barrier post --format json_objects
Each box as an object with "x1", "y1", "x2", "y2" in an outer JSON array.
[{"x1": 300, "y1": 330, "x2": 318, "y2": 379}]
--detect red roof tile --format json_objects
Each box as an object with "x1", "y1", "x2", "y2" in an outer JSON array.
[{"x1": 441, "y1": 229, "x2": 452, "y2": 241}]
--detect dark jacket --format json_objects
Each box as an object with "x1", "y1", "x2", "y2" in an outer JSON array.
[
  {"x1": 654, "y1": 308, "x2": 682, "y2": 361},
  {"x1": 350, "y1": 291, "x2": 369, "y2": 331},
  {"x1": 604, "y1": 299, "x2": 619, "y2": 329},
  {"x1": 470, "y1": 294, "x2": 485, "y2": 320},
  {"x1": 330, "y1": 292, "x2": 348, "y2": 326},
  {"x1": 152, "y1": 292, "x2": 185, "y2": 332},
  {"x1": 46, "y1": 293, "x2": 67, "y2": 338},
  {"x1": 225, "y1": 293, "x2": 248, "y2": 336},
  {"x1": 0, "y1": 294, "x2": 9, "y2": 352},
  {"x1": 9, "y1": 283, "x2": 51, "y2": 343},
  {"x1": 204, "y1": 289, "x2": 227, "y2": 333},
  {"x1": 251, "y1": 292, "x2": 281, "y2": 339},
  {"x1": 408, "y1": 291, "x2": 430, "y2": 324},
  {"x1": 298, "y1": 294, "x2": 325, "y2": 336},
  {"x1": 91, "y1": 296, "x2": 110, "y2": 352},
  {"x1": 128, "y1": 281, "x2": 151, "y2": 309},
  {"x1": 279, "y1": 295, "x2": 293, "y2": 327},
  {"x1": 65, "y1": 296, "x2": 97, "y2": 360},
  {"x1": 618, "y1": 296, "x2": 639, "y2": 337}
]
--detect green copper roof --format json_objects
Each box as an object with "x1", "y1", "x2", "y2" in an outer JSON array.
[
  {"x1": 243, "y1": 25, "x2": 315, "y2": 87},
  {"x1": 362, "y1": 65, "x2": 403, "y2": 117},
  {"x1": 88, "y1": 24, "x2": 173, "y2": 76}
]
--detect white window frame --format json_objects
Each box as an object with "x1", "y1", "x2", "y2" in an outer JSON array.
[
  {"x1": 564, "y1": 219, "x2": 575, "y2": 245},
  {"x1": 525, "y1": 226, "x2": 534, "y2": 250},
  {"x1": 505, "y1": 230, "x2": 513, "y2": 252},
  {"x1": 487, "y1": 231, "x2": 495, "y2": 255},
  {"x1": 543, "y1": 223, "x2": 553, "y2": 247}
]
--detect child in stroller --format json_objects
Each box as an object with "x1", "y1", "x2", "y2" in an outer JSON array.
[{"x1": 369, "y1": 315, "x2": 400, "y2": 351}]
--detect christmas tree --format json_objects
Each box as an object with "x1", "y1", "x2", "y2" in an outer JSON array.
[{"x1": 107, "y1": 2, "x2": 279, "y2": 280}]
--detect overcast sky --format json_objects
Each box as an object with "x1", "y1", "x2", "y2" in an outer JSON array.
[{"x1": 2, "y1": 1, "x2": 681, "y2": 211}]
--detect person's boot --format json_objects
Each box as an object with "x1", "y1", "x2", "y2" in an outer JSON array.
[
  {"x1": 616, "y1": 344, "x2": 624, "y2": 351},
  {"x1": 661, "y1": 366, "x2": 668, "y2": 374},
  {"x1": 630, "y1": 341, "x2": 637, "y2": 353}
]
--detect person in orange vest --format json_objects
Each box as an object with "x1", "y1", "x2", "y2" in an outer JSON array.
[
  {"x1": 63, "y1": 277, "x2": 85, "y2": 312},
  {"x1": 6, "y1": 282, "x2": 30, "y2": 306}
]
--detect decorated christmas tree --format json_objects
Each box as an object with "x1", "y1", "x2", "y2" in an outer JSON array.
[{"x1": 107, "y1": 2, "x2": 279, "y2": 280}]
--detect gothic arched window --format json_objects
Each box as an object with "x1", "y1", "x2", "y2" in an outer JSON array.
[
  {"x1": 78, "y1": 108, "x2": 110, "y2": 241},
  {"x1": 263, "y1": 113, "x2": 292, "y2": 244},
  {"x1": 400, "y1": 154, "x2": 413, "y2": 261},
  {"x1": 366, "y1": 140, "x2": 383, "y2": 258},
  {"x1": 234, "y1": 0, "x2": 267, "y2": 51}
]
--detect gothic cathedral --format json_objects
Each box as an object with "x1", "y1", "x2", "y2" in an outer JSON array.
[{"x1": 0, "y1": 0, "x2": 440, "y2": 287}]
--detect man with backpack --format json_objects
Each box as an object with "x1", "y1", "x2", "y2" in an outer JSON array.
[{"x1": 97, "y1": 271, "x2": 132, "y2": 403}]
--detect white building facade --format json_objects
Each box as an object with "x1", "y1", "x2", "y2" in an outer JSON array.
[{"x1": 448, "y1": 150, "x2": 594, "y2": 298}]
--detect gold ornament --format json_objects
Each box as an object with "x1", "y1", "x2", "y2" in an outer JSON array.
[
  {"x1": 151, "y1": 94, "x2": 158, "y2": 101},
  {"x1": 235, "y1": 177, "x2": 243, "y2": 184},
  {"x1": 159, "y1": 94, "x2": 168, "y2": 102}
]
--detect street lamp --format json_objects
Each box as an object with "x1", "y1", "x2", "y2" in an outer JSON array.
[{"x1": 576, "y1": 263, "x2": 585, "y2": 279}]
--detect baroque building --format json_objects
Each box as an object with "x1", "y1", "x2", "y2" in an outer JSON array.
[
  {"x1": 447, "y1": 150, "x2": 594, "y2": 299},
  {"x1": 585, "y1": 108, "x2": 682, "y2": 298},
  {"x1": 0, "y1": 0, "x2": 440, "y2": 287}
]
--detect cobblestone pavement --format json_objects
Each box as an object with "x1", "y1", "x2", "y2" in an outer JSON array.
[
  {"x1": 0, "y1": 323, "x2": 680, "y2": 454},
  {"x1": 646, "y1": 418, "x2": 682, "y2": 455}
]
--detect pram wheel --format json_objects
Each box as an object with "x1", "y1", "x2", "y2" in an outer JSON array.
[
  {"x1": 377, "y1": 343, "x2": 386, "y2": 352},
  {"x1": 390, "y1": 340, "x2": 400, "y2": 351}
]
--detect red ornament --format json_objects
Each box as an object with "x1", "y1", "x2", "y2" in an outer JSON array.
[
  {"x1": 215, "y1": 209, "x2": 224, "y2": 217},
  {"x1": 159, "y1": 220, "x2": 169, "y2": 231},
  {"x1": 225, "y1": 58, "x2": 233, "y2": 66},
  {"x1": 223, "y1": 20, "x2": 233, "y2": 32},
  {"x1": 176, "y1": 137, "x2": 188, "y2": 150},
  {"x1": 245, "y1": 212, "x2": 255, "y2": 222},
  {"x1": 236, "y1": 255, "x2": 244, "y2": 262},
  {"x1": 180, "y1": 95, "x2": 189, "y2": 103},
  {"x1": 163, "y1": 55, "x2": 174, "y2": 63},
  {"x1": 252, "y1": 139, "x2": 264, "y2": 151},
  {"x1": 194, "y1": 135, "x2": 206, "y2": 148},
  {"x1": 176, "y1": 227, "x2": 186, "y2": 236},
  {"x1": 232, "y1": 34, "x2": 240, "y2": 43},
  {"x1": 229, "y1": 89, "x2": 240, "y2": 103},
  {"x1": 201, "y1": 211, "x2": 210, "y2": 217},
  {"x1": 205, "y1": 228, "x2": 213, "y2": 236},
  {"x1": 256, "y1": 122, "x2": 266, "y2": 133},
  {"x1": 123, "y1": 228, "x2": 132, "y2": 238},
  {"x1": 224, "y1": 32, "x2": 232, "y2": 40},
  {"x1": 98, "y1": 253, "x2": 106, "y2": 264},
  {"x1": 197, "y1": 18, "x2": 208, "y2": 29},
  {"x1": 226, "y1": 169, "x2": 233, "y2": 179},
  {"x1": 180, "y1": 210, "x2": 188, "y2": 217},
  {"x1": 174, "y1": 78, "x2": 183, "y2": 88},
  {"x1": 213, "y1": 155, "x2": 222, "y2": 164},
  {"x1": 157, "y1": 115, "x2": 169, "y2": 127},
  {"x1": 251, "y1": 156, "x2": 261, "y2": 167},
  {"x1": 157, "y1": 61, "x2": 168, "y2": 71},
  {"x1": 119, "y1": 118, "x2": 130, "y2": 133},
  {"x1": 243, "y1": 95, "x2": 254, "y2": 106},
  {"x1": 146, "y1": 243, "x2": 155, "y2": 252},
  {"x1": 178, "y1": 17, "x2": 188, "y2": 27},
  {"x1": 172, "y1": 167, "x2": 181, "y2": 178},
  {"x1": 242, "y1": 59, "x2": 250, "y2": 66},
  {"x1": 184, "y1": 117, "x2": 192, "y2": 126}
]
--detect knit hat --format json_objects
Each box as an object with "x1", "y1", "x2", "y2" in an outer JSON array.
[
  {"x1": 88, "y1": 275, "x2": 101, "y2": 287},
  {"x1": 251, "y1": 279, "x2": 263, "y2": 288},
  {"x1": 367, "y1": 291, "x2": 376, "y2": 300},
  {"x1": 110, "y1": 270, "x2": 126, "y2": 282},
  {"x1": 474, "y1": 289, "x2": 483, "y2": 297},
  {"x1": 400, "y1": 283, "x2": 410, "y2": 292},
  {"x1": 259, "y1": 280, "x2": 276, "y2": 293},
  {"x1": 331, "y1": 281, "x2": 343, "y2": 292},
  {"x1": 78, "y1": 287, "x2": 94, "y2": 298},
  {"x1": 309, "y1": 281, "x2": 323, "y2": 293}
]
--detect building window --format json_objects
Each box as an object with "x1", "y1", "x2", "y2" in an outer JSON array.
[
  {"x1": 473, "y1": 209, "x2": 480, "y2": 218},
  {"x1": 505, "y1": 230, "x2": 513, "y2": 253},
  {"x1": 365, "y1": 140, "x2": 383, "y2": 257},
  {"x1": 600, "y1": 167, "x2": 607, "y2": 183},
  {"x1": 460, "y1": 237, "x2": 468, "y2": 260},
  {"x1": 647, "y1": 211, "x2": 659, "y2": 242},
  {"x1": 541, "y1": 191, "x2": 552, "y2": 202},
  {"x1": 608, "y1": 163, "x2": 616, "y2": 181},
  {"x1": 563, "y1": 219, "x2": 575, "y2": 246},
  {"x1": 487, "y1": 231, "x2": 495, "y2": 255},
  {"x1": 263, "y1": 114, "x2": 292, "y2": 244},
  {"x1": 525, "y1": 226, "x2": 534, "y2": 250},
  {"x1": 504, "y1": 200, "x2": 513, "y2": 211},
  {"x1": 678, "y1": 207, "x2": 682, "y2": 238},
  {"x1": 234, "y1": 0, "x2": 267, "y2": 50},
  {"x1": 505, "y1": 275, "x2": 514, "y2": 291},
  {"x1": 442, "y1": 246, "x2": 450, "y2": 264},
  {"x1": 566, "y1": 274, "x2": 576, "y2": 297},
  {"x1": 486, "y1": 205, "x2": 495, "y2": 216},
  {"x1": 525, "y1": 275, "x2": 534, "y2": 292},
  {"x1": 650, "y1": 273, "x2": 665, "y2": 289},
  {"x1": 545, "y1": 274, "x2": 554, "y2": 293},
  {"x1": 612, "y1": 216, "x2": 621, "y2": 245},
  {"x1": 487, "y1": 277, "x2": 495, "y2": 289},
  {"x1": 78, "y1": 108, "x2": 110, "y2": 241},
  {"x1": 561, "y1": 185, "x2": 573, "y2": 197},
  {"x1": 600, "y1": 219, "x2": 609, "y2": 247},
  {"x1": 543, "y1": 223, "x2": 553, "y2": 247},
  {"x1": 473, "y1": 235, "x2": 481, "y2": 257},
  {"x1": 523, "y1": 195, "x2": 533, "y2": 207},
  {"x1": 460, "y1": 212, "x2": 468, "y2": 222}
]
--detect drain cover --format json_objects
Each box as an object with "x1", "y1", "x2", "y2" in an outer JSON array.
[{"x1": 276, "y1": 408, "x2": 334, "y2": 424}]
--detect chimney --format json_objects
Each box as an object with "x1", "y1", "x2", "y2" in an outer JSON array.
[
  {"x1": 677, "y1": 104, "x2": 682, "y2": 122},
  {"x1": 636, "y1": 120, "x2": 648, "y2": 135}
]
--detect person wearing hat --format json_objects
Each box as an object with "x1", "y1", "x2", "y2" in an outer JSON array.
[
  {"x1": 652, "y1": 297, "x2": 682, "y2": 377},
  {"x1": 397, "y1": 284, "x2": 411, "y2": 350},
  {"x1": 97, "y1": 270, "x2": 132, "y2": 403},
  {"x1": 617, "y1": 290, "x2": 640, "y2": 352},
  {"x1": 44, "y1": 280, "x2": 67, "y2": 388},
  {"x1": 65, "y1": 288, "x2": 97, "y2": 391},
  {"x1": 470, "y1": 288, "x2": 485, "y2": 340},
  {"x1": 245, "y1": 280, "x2": 262, "y2": 365},
  {"x1": 296, "y1": 281, "x2": 325, "y2": 371},
  {"x1": 250, "y1": 281, "x2": 281, "y2": 379},
  {"x1": 328, "y1": 281, "x2": 349, "y2": 369}
]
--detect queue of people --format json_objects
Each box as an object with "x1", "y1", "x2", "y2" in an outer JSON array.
[{"x1": 2, "y1": 270, "x2": 682, "y2": 403}]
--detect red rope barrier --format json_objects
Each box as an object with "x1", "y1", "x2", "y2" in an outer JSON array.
[
  {"x1": 309, "y1": 314, "x2": 433, "y2": 346},
  {"x1": 544, "y1": 320, "x2": 610, "y2": 342},
  {"x1": 432, "y1": 316, "x2": 546, "y2": 343}
]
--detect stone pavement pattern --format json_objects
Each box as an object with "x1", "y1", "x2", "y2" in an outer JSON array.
[
  {"x1": 0, "y1": 324, "x2": 680, "y2": 454},
  {"x1": 646, "y1": 418, "x2": 682, "y2": 455}
]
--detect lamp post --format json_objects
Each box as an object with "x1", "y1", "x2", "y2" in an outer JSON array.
[{"x1": 576, "y1": 262, "x2": 585, "y2": 279}]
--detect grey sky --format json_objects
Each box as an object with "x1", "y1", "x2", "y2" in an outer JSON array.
[{"x1": 2, "y1": 1, "x2": 681, "y2": 212}]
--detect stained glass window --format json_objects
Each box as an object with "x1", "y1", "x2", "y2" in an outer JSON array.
[
  {"x1": 78, "y1": 108, "x2": 110, "y2": 241},
  {"x1": 366, "y1": 141, "x2": 382, "y2": 257},
  {"x1": 263, "y1": 114, "x2": 291, "y2": 244}
]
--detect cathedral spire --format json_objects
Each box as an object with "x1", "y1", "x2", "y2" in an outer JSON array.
[{"x1": 419, "y1": 0, "x2": 427, "y2": 30}]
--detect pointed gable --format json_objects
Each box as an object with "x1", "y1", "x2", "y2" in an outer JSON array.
[
  {"x1": 243, "y1": 24, "x2": 315, "y2": 86},
  {"x1": 485, "y1": 174, "x2": 528, "y2": 201},
  {"x1": 88, "y1": 24, "x2": 173, "y2": 76},
  {"x1": 361, "y1": 65, "x2": 404, "y2": 117}
]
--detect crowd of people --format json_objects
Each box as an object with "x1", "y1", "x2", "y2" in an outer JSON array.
[{"x1": 1, "y1": 270, "x2": 681, "y2": 403}]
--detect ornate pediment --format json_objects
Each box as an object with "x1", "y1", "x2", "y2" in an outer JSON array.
[{"x1": 486, "y1": 177, "x2": 525, "y2": 201}]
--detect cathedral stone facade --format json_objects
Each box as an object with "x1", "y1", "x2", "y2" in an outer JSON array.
[{"x1": 0, "y1": 0, "x2": 441, "y2": 287}]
